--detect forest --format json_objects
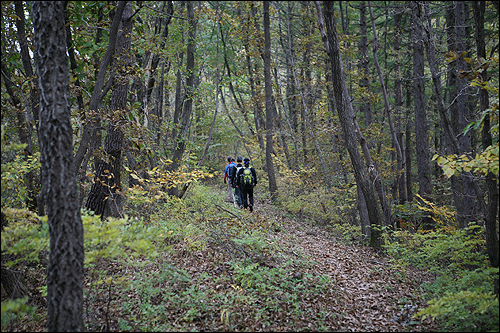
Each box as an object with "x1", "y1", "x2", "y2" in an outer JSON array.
[{"x1": 1, "y1": 1, "x2": 498, "y2": 331}]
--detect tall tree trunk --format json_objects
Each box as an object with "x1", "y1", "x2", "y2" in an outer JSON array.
[
  {"x1": 263, "y1": 1, "x2": 278, "y2": 201},
  {"x1": 393, "y1": 3, "x2": 407, "y2": 205},
  {"x1": 14, "y1": 1, "x2": 38, "y2": 212},
  {"x1": 455, "y1": 1, "x2": 476, "y2": 228},
  {"x1": 33, "y1": 2, "x2": 84, "y2": 330},
  {"x1": 169, "y1": 1, "x2": 197, "y2": 196},
  {"x1": 405, "y1": 78, "x2": 413, "y2": 202},
  {"x1": 198, "y1": 1, "x2": 220, "y2": 167},
  {"x1": 472, "y1": 1, "x2": 498, "y2": 272},
  {"x1": 245, "y1": 4, "x2": 266, "y2": 153},
  {"x1": 73, "y1": 1, "x2": 127, "y2": 174},
  {"x1": 316, "y1": 1, "x2": 383, "y2": 248},
  {"x1": 283, "y1": 2, "x2": 302, "y2": 167},
  {"x1": 86, "y1": 2, "x2": 133, "y2": 219},
  {"x1": 359, "y1": 1, "x2": 372, "y2": 128},
  {"x1": 445, "y1": 5, "x2": 465, "y2": 226},
  {"x1": 411, "y1": 2, "x2": 432, "y2": 199}
]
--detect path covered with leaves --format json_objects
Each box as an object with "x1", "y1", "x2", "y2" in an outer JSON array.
[{"x1": 6, "y1": 185, "x2": 439, "y2": 332}]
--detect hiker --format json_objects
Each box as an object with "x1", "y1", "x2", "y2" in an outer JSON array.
[
  {"x1": 224, "y1": 157, "x2": 236, "y2": 203},
  {"x1": 230, "y1": 156, "x2": 244, "y2": 208},
  {"x1": 236, "y1": 157, "x2": 257, "y2": 212}
]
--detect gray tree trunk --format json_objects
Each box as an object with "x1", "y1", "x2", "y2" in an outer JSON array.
[
  {"x1": 411, "y1": 2, "x2": 432, "y2": 196},
  {"x1": 264, "y1": 1, "x2": 278, "y2": 201},
  {"x1": 316, "y1": 1, "x2": 383, "y2": 248},
  {"x1": 33, "y1": 2, "x2": 84, "y2": 331}
]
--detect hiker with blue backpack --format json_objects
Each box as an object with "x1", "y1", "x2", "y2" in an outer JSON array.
[
  {"x1": 224, "y1": 157, "x2": 236, "y2": 203},
  {"x1": 230, "y1": 156, "x2": 244, "y2": 208},
  {"x1": 235, "y1": 157, "x2": 257, "y2": 211}
]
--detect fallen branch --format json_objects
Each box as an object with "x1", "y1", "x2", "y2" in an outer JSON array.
[{"x1": 215, "y1": 204, "x2": 241, "y2": 219}]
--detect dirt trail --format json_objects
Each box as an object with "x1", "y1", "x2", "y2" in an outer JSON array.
[{"x1": 256, "y1": 198, "x2": 438, "y2": 332}]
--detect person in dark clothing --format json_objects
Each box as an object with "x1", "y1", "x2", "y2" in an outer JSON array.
[
  {"x1": 224, "y1": 157, "x2": 236, "y2": 203},
  {"x1": 236, "y1": 157, "x2": 257, "y2": 211},
  {"x1": 230, "y1": 156, "x2": 244, "y2": 208}
]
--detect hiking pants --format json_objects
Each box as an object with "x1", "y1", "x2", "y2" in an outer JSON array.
[
  {"x1": 234, "y1": 186, "x2": 243, "y2": 208},
  {"x1": 227, "y1": 180, "x2": 234, "y2": 203},
  {"x1": 240, "y1": 187, "x2": 254, "y2": 209}
]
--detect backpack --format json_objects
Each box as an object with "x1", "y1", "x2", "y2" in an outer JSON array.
[
  {"x1": 240, "y1": 166, "x2": 254, "y2": 187},
  {"x1": 232, "y1": 165, "x2": 243, "y2": 186},
  {"x1": 227, "y1": 163, "x2": 235, "y2": 178}
]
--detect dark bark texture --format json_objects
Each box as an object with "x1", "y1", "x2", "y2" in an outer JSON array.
[
  {"x1": 33, "y1": 1, "x2": 84, "y2": 331},
  {"x1": 86, "y1": 2, "x2": 133, "y2": 218}
]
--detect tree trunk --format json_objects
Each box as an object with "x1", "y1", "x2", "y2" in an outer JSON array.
[
  {"x1": 472, "y1": 1, "x2": 498, "y2": 271},
  {"x1": 359, "y1": 1, "x2": 372, "y2": 128},
  {"x1": 393, "y1": 3, "x2": 407, "y2": 205},
  {"x1": 198, "y1": 1, "x2": 220, "y2": 167},
  {"x1": 316, "y1": 1, "x2": 383, "y2": 248},
  {"x1": 244, "y1": 4, "x2": 266, "y2": 153},
  {"x1": 73, "y1": 1, "x2": 127, "y2": 177},
  {"x1": 13, "y1": 1, "x2": 38, "y2": 212},
  {"x1": 33, "y1": 2, "x2": 84, "y2": 330},
  {"x1": 411, "y1": 2, "x2": 432, "y2": 200},
  {"x1": 263, "y1": 1, "x2": 278, "y2": 201},
  {"x1": 169, "y1": 1, "x2": 197, "y2": 196},
  {"x1": 455, "y1": 1, "x2": 476, "y2": 228},
  {"x1": 86, "y1": 2, "x2": 133, "y2": 219},
  {"x1": 405, "y1": 79, "x2": 413, "y2": 202}
]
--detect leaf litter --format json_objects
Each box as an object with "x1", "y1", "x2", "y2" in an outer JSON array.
[{"x1": 3, "y1": 194, "x2": 439, "y2": 332}]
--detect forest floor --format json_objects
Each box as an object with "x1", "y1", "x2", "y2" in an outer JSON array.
[{"x1": 4, "y1": 184, "x2": 440, "y2": 332}]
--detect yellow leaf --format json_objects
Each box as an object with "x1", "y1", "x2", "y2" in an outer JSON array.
[{"x1": 105, "y1": 276, "x2": 112, "y2": 284}]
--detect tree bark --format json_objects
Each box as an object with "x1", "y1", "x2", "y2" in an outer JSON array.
[
  {"x1": 411, "y1": 1, "x2": 432, "y2": 199},
  {"x1": 169, "y1": 1, "x2": 197, "y2": 197},
  {"x1": 316, "y1": 1, "x2": 383, "y2": 248},
  {"x1": 359, "y1": 1, "x2": 372, "y2": 128},
  {"x1": 198, "y1": 1, "x2": 220, "y2": 167},
  {"x1": 472, "y1": 1, "x2": 498, "y2": 271},
  {"x1": 13, "y1": 1, "x2": 38, "y2": 212},
  {"x1": 455, "y1": 1, "x2": 476, "y2": 228},
  {"x1": 393, "y1": 2, "x2": 407, "y2": 205},
  {"x1": 86, "y1": 2, "x2": 133, "y2": 219},
  {"x1": 73, "y1": 1, "x2": 127, "y2": 176},
  {"x1": 263, "y1": 1, "x2": 278, "y2": 201},
  {"x1": 244, "y1": 4, "x2": 266, "y2": 153},
  {"x1": 33, "y1": 2, "x2": 84, "y2": 330}
]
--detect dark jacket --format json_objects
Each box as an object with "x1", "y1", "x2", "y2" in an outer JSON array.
[
  {"x1": 236, "y1": 165, "x2": 257, "y2": 188},
  {"x1": 230, "y1": 163, "x2": 243, "y2": 188}
]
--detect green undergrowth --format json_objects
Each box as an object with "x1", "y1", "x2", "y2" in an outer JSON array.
[
  {"x1": 277, "y1": 175, "x2": 362, "y2": 244},
  {"x1": 384, "y1": 223, "x2": 499, "y2": 332},
  {"x1": 110, "y1": 181, "x2": 339, "y2": 331},
  {"x1": 2, "y1": 181, "x2": 340, "y2": 331}
]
